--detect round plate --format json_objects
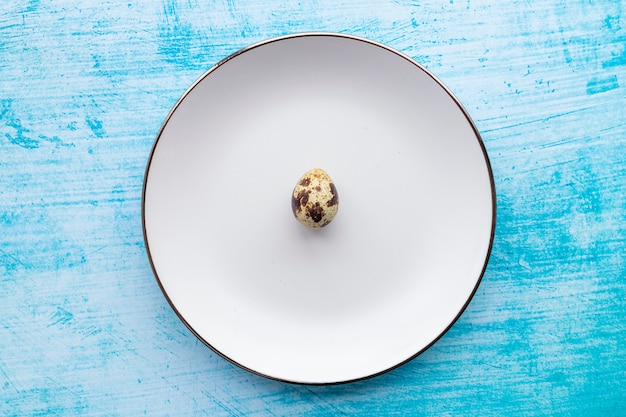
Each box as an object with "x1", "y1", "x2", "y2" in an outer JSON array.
[{"x1": 142, "y1": 33, "x2": 496, "y2": 384}]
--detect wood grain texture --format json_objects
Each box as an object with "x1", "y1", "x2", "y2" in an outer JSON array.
[{"x1": 1, "y1": 0, "x2": 624, "y2": 415}]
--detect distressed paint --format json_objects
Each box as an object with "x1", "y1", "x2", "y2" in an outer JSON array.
[{"x1": 1, "y1": 0, "x2": 625, "y2": 415}]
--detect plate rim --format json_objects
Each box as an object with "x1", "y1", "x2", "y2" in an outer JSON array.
[{"x1": 141, "y1": 31, "x2": 497, "y2": 385}]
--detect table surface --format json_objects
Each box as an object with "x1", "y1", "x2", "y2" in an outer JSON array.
[{"x1": 1, "y1": 1, "x2": 625, "y2": 415}]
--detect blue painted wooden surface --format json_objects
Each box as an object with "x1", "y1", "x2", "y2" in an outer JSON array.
[{"x1": 1, "y1": 0, "x2": 625, "y2": 415}]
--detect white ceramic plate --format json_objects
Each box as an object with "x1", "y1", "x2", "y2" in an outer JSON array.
[{"x1": 142, "y1": 33, "x2": 495, "y2": 384}]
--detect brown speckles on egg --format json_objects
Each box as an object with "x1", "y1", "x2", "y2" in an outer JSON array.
[
  {"x1": 292, "y1": 168, "x2": 339, "y2": 229},
  {"x1": 292, "y1": 190, "x2": 308, "y2": 217},
  {"x1": 307, "y1": 201, "x2": 324, "y2": 223},
  {"x1": 327, "y1": 182, "x2": 338, "y2": 207}
]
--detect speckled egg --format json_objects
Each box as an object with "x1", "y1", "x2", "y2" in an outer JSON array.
[{"x1": 291, "y1": 168, "x2": 339, "y2": 229}]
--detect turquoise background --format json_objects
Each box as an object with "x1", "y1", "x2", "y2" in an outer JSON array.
[{"x1": 1, "y1": 0, "x2": 625, "y2": 415}]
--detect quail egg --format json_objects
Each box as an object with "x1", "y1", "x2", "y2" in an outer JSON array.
[{"x1": 291, "y1": 168, "x2": 339, "y2": 229}]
